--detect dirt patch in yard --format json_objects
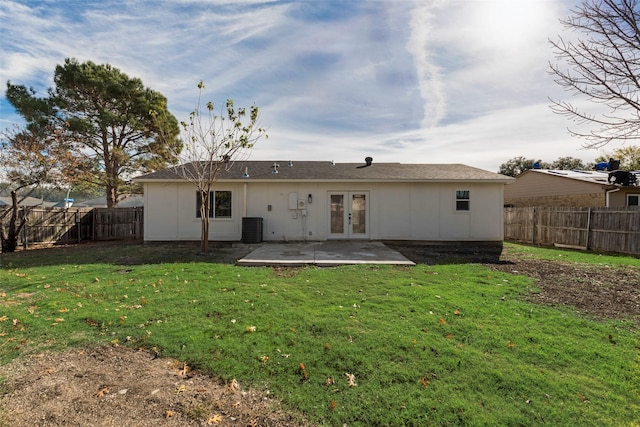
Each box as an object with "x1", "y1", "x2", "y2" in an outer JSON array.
[
  {"x1": 0, "y1": 346, "x2": 309, "y2": 427},
  {"x1": 387, "y1": 242, "x2": 640, "y2": 321},
  {"x1": 1, "y1": 241, "x2": 638, "y2": 426}
]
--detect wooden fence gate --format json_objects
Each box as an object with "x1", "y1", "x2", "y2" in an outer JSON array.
[{"x1": 504, "y1": 207, "x2": 640, "y2": 255}]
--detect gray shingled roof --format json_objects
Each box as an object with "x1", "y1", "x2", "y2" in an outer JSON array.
[{"x1": 135, "y1": 161, "x2": 513, "y2": 183}]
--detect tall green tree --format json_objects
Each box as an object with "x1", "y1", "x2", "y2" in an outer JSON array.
[
  {"x1": 549, "y1": 0, "x2": 640, "y2": 148},
  {"x1": 6, "y1": 58, "x2": 181, "y2": 208}
]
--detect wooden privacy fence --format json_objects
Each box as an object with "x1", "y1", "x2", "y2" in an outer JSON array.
[
  {"x1": 0, "y1": 207, "x2": 143, "y2": 250},
  {"x1": 504, "y1": 207, "x2": 640, "y2": 255}
]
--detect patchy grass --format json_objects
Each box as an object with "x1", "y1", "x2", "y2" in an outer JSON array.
[
  {"x1": 1, "y1": 243, "x2": 638, "y2": 426},
  {"x1": 502, "y1": 242, "x2": 640, "y2": 267}
]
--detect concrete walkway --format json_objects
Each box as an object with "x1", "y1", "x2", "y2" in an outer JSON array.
[{"x1": 237, "y1": 241, "x2": 415, "y2": 267}]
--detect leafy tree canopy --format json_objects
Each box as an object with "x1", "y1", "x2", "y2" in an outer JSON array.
[
  {"x1": 6, "y1": 58, "x2": 181, "y2": 208},
  {"x1": 498, "y1": 148, "x2": 640, "y2": 177},
  {"x1": 595, "y1": 145, "x2": 640, "y2": 170}
]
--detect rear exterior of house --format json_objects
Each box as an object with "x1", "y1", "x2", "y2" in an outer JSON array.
[
  {"x1": 504, "y1": 169, "x2": 640, "y2": 208},
  {"x1": 135, "y1": 161, "x2": 513, "y2": 243}
]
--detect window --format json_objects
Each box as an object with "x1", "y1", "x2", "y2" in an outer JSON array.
[
  {"x1": 196, "y1": 190, "x2": 232, "y2": 218},
  {"x1": 628, "y1": 194, "x2": 639, "y2": 206},
  {"x1": 456, "y1": 190, "x2": 470, "y2": 211}
]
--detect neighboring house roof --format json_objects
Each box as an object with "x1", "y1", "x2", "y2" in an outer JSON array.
[
  {"x1": 0, "y1": 196, "x2": 56, "y2": 207},
  {"x1": 520, "y1": 169, "x2": 613, "y2": 186},
  {"x1": 73, "y1": 194, "x2": 144, "y2": 208},
  {"x1": 135, "y1": 161, "x2": 514, "y2": 184}
]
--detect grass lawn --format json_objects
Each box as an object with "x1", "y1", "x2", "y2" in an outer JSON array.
[{"x1": 1, "y1": 242, "x2": 638, "y2": 426}]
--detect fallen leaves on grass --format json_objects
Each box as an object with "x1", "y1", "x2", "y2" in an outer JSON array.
[
  {"x1": 345, "y1": 372, "x2": 357, "y2": 387},
  {"x1": 578, "y1": 393, "x2": 590, "y2": 403}
]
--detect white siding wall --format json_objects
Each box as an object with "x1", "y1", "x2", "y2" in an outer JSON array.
[{"x1": 143, "y1": 181, "x2": 505, "y2": 242}]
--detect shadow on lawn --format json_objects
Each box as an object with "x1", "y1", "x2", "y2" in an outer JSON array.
[
  {"x1": 384, "y1": 241, "x2": 509, "y2": 266},
  {"x1": 1, "y1": 240, "x2": 508, "y2": 269},
  {"x1": 0, "y1": 241, "x2": 258, "y2": 269}
]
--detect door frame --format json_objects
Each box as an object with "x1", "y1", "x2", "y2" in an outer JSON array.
[{"x1": 327, "y1": 191, "x2": 370, "y2": 239}]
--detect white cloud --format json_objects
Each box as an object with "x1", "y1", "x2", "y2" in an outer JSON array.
[
  {"x1": 406, "y1": 0, "x2": 447, "y2": 128},
  {"x1": 0, "y1": 0, "x2": 605, "y2": 172}
]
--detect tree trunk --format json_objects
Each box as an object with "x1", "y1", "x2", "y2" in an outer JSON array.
[
  {"x1": 106, "y1": 178, "x2": 118, "y2": 209},
  {"x1": 200, "y1": 189, "x2": 210, "y2": 253},
  {"x1": 201, "y1": 217, "x2": 209, "y2": 252},
  {"x1": 0, "y1": 190, "x2": 25, "y2": 253}
]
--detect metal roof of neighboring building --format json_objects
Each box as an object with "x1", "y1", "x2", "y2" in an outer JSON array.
[
  {"x1": 521, "y1": 169, "x2": 615, "y2": 186},
  {"x1": 135, "y1": 161, "x2": 513, "y2": 183}
]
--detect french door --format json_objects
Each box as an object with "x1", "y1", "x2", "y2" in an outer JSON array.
[{"x1": 328, "y1": 192, "x2": 369, "y2": 239}]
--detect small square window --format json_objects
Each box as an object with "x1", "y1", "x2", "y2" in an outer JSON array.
[
  {"x1": 628, "y1": 194, "x2": 639, "y2": 206},
  {"x1": 456, "y1": 190, "x2": 470, "y2": 211}
]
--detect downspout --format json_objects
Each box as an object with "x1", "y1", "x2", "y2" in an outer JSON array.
[{"x1": 605, "y1": 187, "x2": 620, "y2": 207}]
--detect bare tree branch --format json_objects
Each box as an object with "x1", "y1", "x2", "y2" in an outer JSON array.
[{"x1": 549, "y1": 0, "x2": 640, "y2": 148}]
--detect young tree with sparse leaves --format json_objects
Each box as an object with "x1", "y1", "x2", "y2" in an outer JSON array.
[
  {"x1": 549, "y1": 0, "x2": 640, "y2": 148},
  {"x1": 6, "y1": 58, "x2": 182, "y2": 208},
  {"x1": 153, "y1": 81, "x2": 267, "y2": 253},
  {"x1": 0, "y1": 124, "x2": 85, "y2": 252}
]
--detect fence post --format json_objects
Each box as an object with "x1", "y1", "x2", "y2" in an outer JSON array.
[
  {"x1": 531, "y1": 207, "x2": 536, "y2": 244},
  {"x1": 585, "y1": 208, "x2": 592, "y2": 250},
  {"x1": 20, "y1": 206, "x2": 28, "y2": 250},
  {"x1": 77, "y1": 209, "x2": 81, "y2": 242}
]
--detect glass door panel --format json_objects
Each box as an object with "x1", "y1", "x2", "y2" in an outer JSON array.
[
  {"x1": 351, "y1": 194, "x2": 366, "y2": 234},
  {"x1": 330, "y1": 194, "x2": 344, "y2": 234}
]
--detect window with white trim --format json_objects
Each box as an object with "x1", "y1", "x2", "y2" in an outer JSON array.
[
  {"x1": 196, "y1": 190, "x2": 232, "y2": 218},
  {"x1": 627, "y1": 194, "x2": 639, "y2": 206},
  {"x1": 456, "y1": 190, "x2": 470, "y2": 211}
]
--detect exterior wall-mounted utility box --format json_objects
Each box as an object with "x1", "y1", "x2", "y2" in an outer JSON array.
[{"x1": 288, "y1": 192, "x2": 298, "y2": 210}]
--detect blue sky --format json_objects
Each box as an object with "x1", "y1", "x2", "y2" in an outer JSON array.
[{"x1": 0, "y1": 0, "x2": 605, "y2": 172}]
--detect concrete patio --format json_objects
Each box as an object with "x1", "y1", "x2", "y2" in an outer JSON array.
[{"x1": 237, "y1": 241, "x2": 415, "y2": 267}]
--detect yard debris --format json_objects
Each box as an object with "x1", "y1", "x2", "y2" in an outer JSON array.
[
  {"x1": 94, "y1": 387, "x2": 109, "y2": 398},
  {"x1": 345, "y1": 372, "x2": 357, "y2": 387}
]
